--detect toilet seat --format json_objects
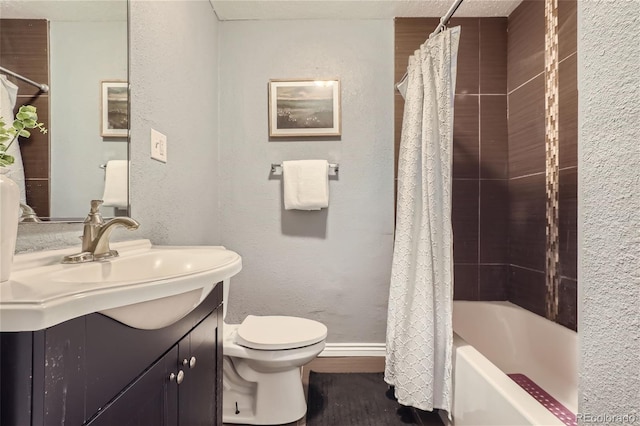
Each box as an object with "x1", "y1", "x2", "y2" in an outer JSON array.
[{"x1": 235, "y1": 315, "x2": 328, "y2": 350}]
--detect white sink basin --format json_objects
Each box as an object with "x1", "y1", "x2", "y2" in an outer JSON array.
[
  {"x1": 0, "y1": 240, "x2": 242, "y2": 331},
  {"x1": 50, "y1": 247, "x2": 239, "y2": 285}
]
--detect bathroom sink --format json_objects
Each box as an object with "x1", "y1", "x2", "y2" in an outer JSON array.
[
  {"x1": 50, "y1": 247, "x2": 239, "y2": 285},
  {"x1": 0, "y1": 240, "x2": 242, "y2": 332}
]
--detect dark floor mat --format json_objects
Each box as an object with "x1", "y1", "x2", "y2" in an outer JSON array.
[{"x1": 306, "y1": 372, "x2": 419, "y2": 426}]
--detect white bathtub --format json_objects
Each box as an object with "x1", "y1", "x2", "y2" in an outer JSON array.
[{"x1": 449, "y1": 301, "x2": 577, "y2": 426}]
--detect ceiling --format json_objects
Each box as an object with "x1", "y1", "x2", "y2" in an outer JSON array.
[
  {"x1": 0, "y1": 0, "x2": 126, "y2": 21},
  {"x1": 0, "y1": 0, "x2": 523, "y2": 22},
  {"x1": 211, "y1": 0, "x2": 524, "y2": 21}
]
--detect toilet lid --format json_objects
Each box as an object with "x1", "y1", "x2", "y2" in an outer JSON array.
[{"x1": 236, "y1": 315, "x2": 328, "y2": 350}]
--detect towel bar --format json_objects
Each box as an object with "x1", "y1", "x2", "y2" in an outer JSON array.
[{"x1": 270, "y1": 163, "x2": 339, "y2": 174}]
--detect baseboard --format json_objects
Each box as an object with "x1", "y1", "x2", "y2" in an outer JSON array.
[{"x1": 319, "y1": 343, "x2": 386, "y2": 357}]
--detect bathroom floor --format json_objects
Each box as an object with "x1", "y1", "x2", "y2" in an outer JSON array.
[{"x1": 223, "y1": 357, "x2": 444, "y2": 426}]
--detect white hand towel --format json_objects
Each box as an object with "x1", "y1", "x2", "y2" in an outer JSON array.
[
  {"x1": 102, "y1": 160, "x2": 128, "y2": 208},
  {"x1": 282, "y1": 160, "x2": 329, "y2": 210}
]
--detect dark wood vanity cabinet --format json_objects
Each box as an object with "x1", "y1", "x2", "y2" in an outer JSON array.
[{"x1": 0, "y1": 283, "x2": 223, "y2": 426}]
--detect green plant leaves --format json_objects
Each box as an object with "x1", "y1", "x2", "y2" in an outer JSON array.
[
  {"x1": 0, "y1": 152, "x2": 15, "y2": 167},
  {"x1": 0, "y1": 104, "x2": 47, "y2": 168}
]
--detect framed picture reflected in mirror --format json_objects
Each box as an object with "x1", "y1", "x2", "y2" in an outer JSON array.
[{"x1": 101, "y1": 80, "x2": 128, "y2": 138}]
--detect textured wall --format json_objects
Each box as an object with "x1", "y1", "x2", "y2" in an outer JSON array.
[
  {"x1": 578, "y1": 0, "x2": 640, "y2": 418},
  {"x1": 129, "y1": 0, "x2": 221, "y2": 245},
  {"x1": 218, "y1": 20, "x2": 395, "y2": 343},
  {"x1": 16, "y1": 222, "x2": 82, "y2": 253}
]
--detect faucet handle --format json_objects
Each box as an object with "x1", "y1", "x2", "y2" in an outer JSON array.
[
  {"x1": 90, "y1": 199, "x2": 104, "y2": 213},
  {"x1": 85, "y1": 200, "x2": 105, "y2": 226}
]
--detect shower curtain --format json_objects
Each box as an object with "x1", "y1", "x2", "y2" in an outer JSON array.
[{"x1": 385, "y1": 26, "x2": 460, "y2": 414}]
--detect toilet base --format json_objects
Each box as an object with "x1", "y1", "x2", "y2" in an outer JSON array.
[{"x1": 223, "y1": 357, "x2": 307, "y2": 424}]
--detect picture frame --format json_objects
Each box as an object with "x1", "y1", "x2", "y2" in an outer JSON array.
[
  {"x1": 101, "y1": 80, "x2": 129, "y2": 138},
  {"x1": 268, "y1": 79, "x2": 341, "y2": 137}
]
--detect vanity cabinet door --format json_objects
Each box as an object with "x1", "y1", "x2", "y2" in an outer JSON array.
[
  {"x1": 86, "y1": 306, "x2": 222, "y2": 426},
  {"x1": 86, "y1": 346, "x2": 179, "y2": 426},
  {"x1": 39, "y1": 318, "x2": 86, "y2": 426},
  {"x1": 178, "y1": 309, "x2": 219, "y2": 425}
]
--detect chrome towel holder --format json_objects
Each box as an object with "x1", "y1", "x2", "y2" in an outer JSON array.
[{"x1": 270, "y1": 163, "x2": 339, "y2": 174}]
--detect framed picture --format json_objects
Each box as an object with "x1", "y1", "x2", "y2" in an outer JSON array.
[
  {"x1": 268, "y1": 79, "x2": 341, "y2": 137},
  {"x1": 101, "y1": 81, "x2": 129, "y2": 137}
]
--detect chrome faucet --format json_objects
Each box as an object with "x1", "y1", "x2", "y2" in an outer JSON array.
[
  {"x1": 81, "y1": 199, "x2": 105, "y2": 252},
  {"x1": 62, "y1": 200, "x2": 139, "y2": 264},
  {"x1": 19, "y1": 203, "x2": 41, "y2": 223}
]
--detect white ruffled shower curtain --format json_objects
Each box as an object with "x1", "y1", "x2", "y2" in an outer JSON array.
[{"x1": 385, "y1": 26, "x2": 460, "y2": 414}]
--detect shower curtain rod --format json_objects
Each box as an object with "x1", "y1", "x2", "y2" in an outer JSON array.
[
  {"x1": 395, "y1": 0, "x2": 465, "y2": 91},
  {"x1": 0, "y1": 66, "x2": 49, "y2": 93},
  {"x1": 430, "y1": 0, "x2": 465, "y2": 38}
]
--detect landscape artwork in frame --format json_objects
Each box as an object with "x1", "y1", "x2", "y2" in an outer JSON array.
[
  {"x1": 268, "y1": 79, "x2": 341, "y2": 137},
  {"x1": 101, "y1": 81, "x2": 128, "y2": 138}
]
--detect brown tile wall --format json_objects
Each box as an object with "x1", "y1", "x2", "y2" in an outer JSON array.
[
  {"x1": 507, "y1": 0, "x2": 577, "y2": 330},
  {"x1": 395, "y1": 18, "x2": 510, "y2": 303},
  {"x1": 0, "y1": 19, "x2": 51, "y2": 217}
]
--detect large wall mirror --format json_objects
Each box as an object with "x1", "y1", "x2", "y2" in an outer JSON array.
[{"x1": 0, "y1": 0, "x2": 129, "y2": 222}]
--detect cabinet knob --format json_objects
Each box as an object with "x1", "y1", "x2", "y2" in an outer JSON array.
[
  {"x1": 169, "y1": 370, "x2": 185, "y2": 384},
  {"x1": 183, "y1": 356, "x2": 196, "y2": 368}
]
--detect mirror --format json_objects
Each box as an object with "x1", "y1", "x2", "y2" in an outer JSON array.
[{"x1": 0, "y1": 0, "x2": 129, "y2": 222}]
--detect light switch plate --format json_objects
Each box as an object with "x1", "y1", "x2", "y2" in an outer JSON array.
[{"x1": 150, "y1": 129, "x2": 167, "y2": 163}]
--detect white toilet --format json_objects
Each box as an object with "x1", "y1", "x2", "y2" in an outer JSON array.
[{"x1": 222, "y1": 279, "x2": 328, "y2": 425}]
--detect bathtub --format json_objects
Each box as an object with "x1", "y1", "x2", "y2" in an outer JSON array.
[{"x1": 448, "y1": 301, "x2": 578, "y2": 426}]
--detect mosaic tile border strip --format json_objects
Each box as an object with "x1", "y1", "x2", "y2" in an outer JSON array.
[{"x1": 544, "y1": 0, "x2": 560, "y2": 321}]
